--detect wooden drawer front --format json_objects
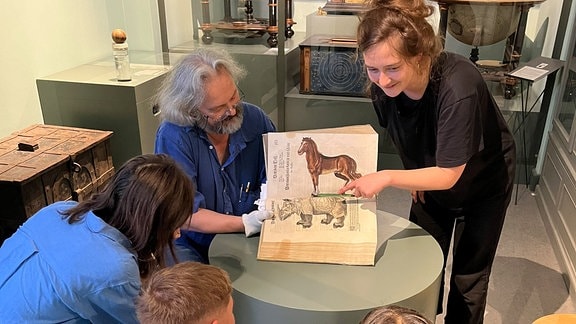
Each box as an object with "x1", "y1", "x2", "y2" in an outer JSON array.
[
  {"x1": 0, "y1": 153, "x2": 69, "y2": 221},
  {"x1": 89, "y1": 140, "x2": 114, "y2": 191},
  {"x1": 42, "y1": 161, "x2": 74, "y2": 204},
  {"x1": 71, "y1": 140, "x2": 114, "y2": 201},
  {"x1": 97, "y1": 168, "x2": 115, "y2": 192},
  {"x1": 22, "y1": 179, "x2": 47, "y2": 218},
  {"x1": 94, "y1": 140, "x2": 113, "y2": 178},
  {"x1": 71, "y1": 150, "x2": 97, "y2": 202}
]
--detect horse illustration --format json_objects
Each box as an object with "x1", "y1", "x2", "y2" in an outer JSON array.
[
  {"x1": 297, "y1": 137, "x2": 362, "y2": 196},
  {"x1": 278, "y1": 196, "x2": 347, "y2": 228}
]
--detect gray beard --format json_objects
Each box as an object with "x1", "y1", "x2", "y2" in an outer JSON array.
[{"x1": 200, "y1": 107, "x2": 244, "y2": 135}]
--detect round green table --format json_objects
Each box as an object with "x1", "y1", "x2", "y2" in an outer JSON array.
[{"x1": 209, "y1": 210, "x2": 444, "y2": 323}]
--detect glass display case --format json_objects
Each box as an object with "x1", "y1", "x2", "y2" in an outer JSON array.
[
  {"x1": 159, "y1": 1, "x2": 304, "y2": 131},
  {"x1": 534, "y1": 0, "x2": 576, "y2": 305},
  {"x1": 557, "y1": 47, "x2": 576, "y2": 135},
  {"x1": 159, "y1": 0, "x2": 562, "y2": 174},
  {"x1": 433, "y1": 0, "x2": 548, "y2": 104},
  {"x1": 196, "y1": 0, "x2": 295, "y2": 48},
  {"x1": 547, "y1": 6, "x2": 576, "y2": 158},
  {"x1": 282, "y1": 2, "x2": 400, "y2": 170},
  {"x1": 161, "y1": 1, "x2": 386, "y2": 141},
  {"x1": 321, "y1": 0, "x2": 367, "y2": 14}
]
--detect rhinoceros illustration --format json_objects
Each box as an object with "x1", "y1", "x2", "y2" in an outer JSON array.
[{"x1": 278, "y1": 196, "x2": 346, "y2": 228}]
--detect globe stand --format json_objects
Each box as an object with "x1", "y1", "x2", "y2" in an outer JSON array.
[
  {"x1": 470, "y1": 46, "x2": 479, "y2": 64},
  {"x1": 433, "y1": 0, "x2": 546, "y2": 101},
  {"x1": 503, "y1": 77, "x2": 517, "y2": 100}
]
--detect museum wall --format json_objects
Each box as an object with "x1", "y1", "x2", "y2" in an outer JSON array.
[{"x1": 0, "y1": 0, "x2": 161, "y2": 138}]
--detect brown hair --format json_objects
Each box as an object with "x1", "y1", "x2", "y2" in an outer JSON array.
[
  {"x1": 360, "y1": 305, "x2": 433, "y2": 324},
  {"x1": 61, "y1": 154, "x2": 194, "y2": 277},
  {"x1": 357, "y1": 0, "x2": 443, "y2": 65},
  {"x1": 137, "y1": 261, "x2": 233, "y2": 324}
]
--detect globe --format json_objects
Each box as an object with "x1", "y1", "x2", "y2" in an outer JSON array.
[{"x1": 447, "y1": 3, "x2": 521, "y2": 46}]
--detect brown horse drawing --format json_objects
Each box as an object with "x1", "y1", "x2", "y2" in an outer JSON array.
[{"x1": 297, "y1": 137, "x2": 362, "y2": 196}]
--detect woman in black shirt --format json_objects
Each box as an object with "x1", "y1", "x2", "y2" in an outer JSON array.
[{"x1": 339, "y1": 1, "x2": 516, "y2": 323}]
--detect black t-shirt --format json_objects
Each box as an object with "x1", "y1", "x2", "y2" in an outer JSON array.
[{"x1": 372, "y1": 52, "x2": 516, "y2": 208}]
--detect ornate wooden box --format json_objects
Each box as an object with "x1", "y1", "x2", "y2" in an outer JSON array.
[
  {"x1": 0, "y1": 124, "x2": 114, "y2": 244},
  {"x1": 299, "y1": 35, "x2": 368, "y2": 97}
]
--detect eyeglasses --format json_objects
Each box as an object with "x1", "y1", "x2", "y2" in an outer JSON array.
[{"x1": 202, "y1": 88, "x2": 245, "y2": 123}]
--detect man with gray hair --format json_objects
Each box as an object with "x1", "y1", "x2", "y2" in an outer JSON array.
[{"x1": 155, "y1": 48, "x2": 276, "y2": 264}]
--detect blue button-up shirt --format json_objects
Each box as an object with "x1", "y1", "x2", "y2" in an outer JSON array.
[
  {"x1": 155, "y1": 102, "x2": 276, "y2": 250},
  {"x1": 0, "y1": 201, "x2": 140, "y2": 323}
]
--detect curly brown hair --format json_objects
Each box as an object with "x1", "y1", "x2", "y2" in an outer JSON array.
[{"x1": 357, "y1": 0, "x2": 443, "y2": 65}]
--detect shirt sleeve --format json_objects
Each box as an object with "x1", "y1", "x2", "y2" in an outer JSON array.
[
  {"x1": 80, "y1": 282, "x2": 141, "y2": 323},
  {"x1": 435, "y1": 85, "x2": 484, "y2": 168},
  {"x1": 155, "y1": 123, "x2": 206, "y2": 212},
  {"x1": 155, "y1": 124, "x2": 197, "y2": 179}
]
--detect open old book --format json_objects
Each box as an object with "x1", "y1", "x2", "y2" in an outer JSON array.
[{"x1": 258, "y1": 125, "x2": 379, "y2": 265}]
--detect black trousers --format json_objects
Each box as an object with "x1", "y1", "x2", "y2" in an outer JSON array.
[{"x1": 409, "y1": 189, "x2": 512, "y2": 324}]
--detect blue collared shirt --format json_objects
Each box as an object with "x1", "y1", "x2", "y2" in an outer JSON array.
[
  {"x1": 155, "y1": 102, "x2": 276, "y2": 249},
  {"x1": 0, "y1": 201, "x2": 140, "y2": 323}
]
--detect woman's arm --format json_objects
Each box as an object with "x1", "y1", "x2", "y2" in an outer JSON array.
[
  {"x1": 339, "y1": 164, "x2": 466, "y2": 198},
  {"x1": 181, "y1": 208, "x2": 244, "y2": 233}
]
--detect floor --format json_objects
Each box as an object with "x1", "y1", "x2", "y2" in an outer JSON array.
[{"x1": 377, "y1": 185, "x2": 576, "y2": 324}]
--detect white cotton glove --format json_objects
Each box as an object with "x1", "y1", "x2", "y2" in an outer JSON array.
[
  {"x1": 254, "y1": 183, "x2": 268, "y2": 211},
  {"x1": 242, "y1": 210, "x2": 271, "y2": 237}
]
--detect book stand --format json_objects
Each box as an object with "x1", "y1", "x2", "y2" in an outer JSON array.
[{"x1": 505, "y1": 56, "x2": 564, "y2": 204}]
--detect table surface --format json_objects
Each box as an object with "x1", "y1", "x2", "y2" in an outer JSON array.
[{"x1": 209, "y1": 210, "x2": 444, "y2": 316}]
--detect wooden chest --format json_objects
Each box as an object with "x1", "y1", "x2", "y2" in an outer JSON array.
[{"x1": 0, "y1": 124, "x2": 114, "y2": 244}]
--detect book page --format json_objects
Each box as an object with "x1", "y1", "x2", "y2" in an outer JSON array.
[
  {"x1": 264, "y1": 124, "x2": 378, "y2": 199},
  {"x1": 258, "y1": 199, "x2": 377, "y2": 265},
  {"x1": 264, "y1": 197, "x2": 376, "y2": 243},
  {"x1": 258, "y1": 125, "x2": 379, "y2": 265}
]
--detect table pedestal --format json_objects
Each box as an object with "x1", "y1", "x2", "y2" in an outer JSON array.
[{"x1": 209, "y1": 211, "x2": 444, "y2": 323}]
